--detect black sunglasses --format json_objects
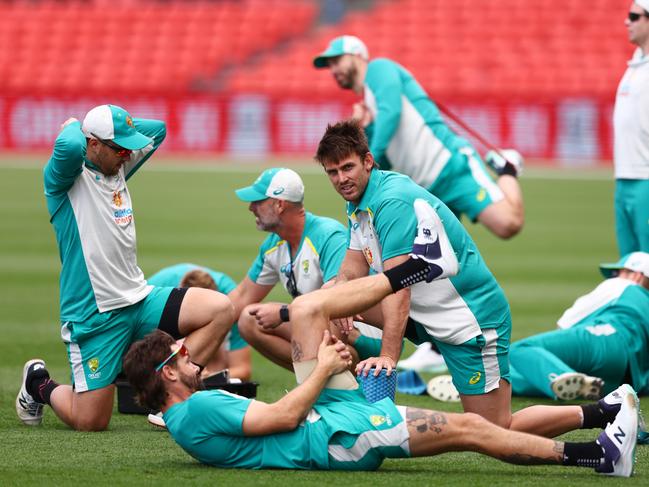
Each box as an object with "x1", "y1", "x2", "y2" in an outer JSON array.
[
  {"x1": 628, "y1": 11, "x2": 649, "y2": 22},
  {"x1": 284, "y1": 265, "x2": 300, "y2": 299},
  {"x1": 90, "y1": 132, "x2": 132, "y2": 157}
]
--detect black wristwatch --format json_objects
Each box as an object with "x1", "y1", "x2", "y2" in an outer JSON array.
[{"x1": 279, "y1": 304, "x2": 290, "y2": 322}]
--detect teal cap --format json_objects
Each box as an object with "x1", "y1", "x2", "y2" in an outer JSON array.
[
  {"x1": 82, "y1": 104, "x2": 153, "y2": 150},
  {"x1": 235, "y1": 168, "x2": 304, "y2": 203},
  {"x1": 313, "y1": 35, "x2": 369, "y2": 68},
  {"x1": 599, "y1": 252, "x2": 649, "y2": 278}
]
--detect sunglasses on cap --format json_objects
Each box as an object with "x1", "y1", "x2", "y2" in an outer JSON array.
[
  {"x1": 628, "y1": 11, "x2": 649, "y2": 22},
  {"x1": 90, "y1": 132, "x2": 132, "y2": 158},
  {"x1": 155, "y1": 342, "x2": 189, "y2": 372}
]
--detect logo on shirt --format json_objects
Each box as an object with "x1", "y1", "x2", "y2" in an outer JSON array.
[
  {"x1": 370, "y1": 415, "x2": 392, "y2": 427},
  {"x1": 112, "y1": 190, "x2": 123, "y2": 207},
  {"x1": 352, "y1": 222, "x2": 360, "y2": 230},
  {"x1": 302, "y1": 259, "x2": 310, "y2": 274},
  {"x1": 87, "y1": 357, "x2": 101, "y2": 379},
  {"x1": 362, "y1": 247, "x2": 374, "y2": 265},
  {"x1": 469, "y1": 372, "x2": 482, "y2": 385},
  {"x1": 476, "y1": 188, "x2": 486, "y2": 202}
]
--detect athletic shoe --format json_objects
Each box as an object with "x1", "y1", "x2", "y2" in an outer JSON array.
[
  {"x1": 411, "y1": 198, "x2": 459, "y2": 282},
  {"x1": 16, "y1": 359, "x2": 46, "y2": 426},
  {"x1": 595, "y1": 384, "x2": 638, "y2": 477},
  {"x1": 397, "y1": 342, "x2": 447, "y2": 373},
  {"x1": 427, "y1": 375, "x2": 460, "y2": 402},
  {"x1": 485, "y1": 149, "x2": 524, "y2": 177},
  {"x1": 147, "y1": 412, "x2": 167, "y2": 429},
  {"x1": 550, "y1": 372, "x2": 604, "y2": 401}
]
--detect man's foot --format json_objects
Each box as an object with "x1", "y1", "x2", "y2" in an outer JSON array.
[
  {"x1": 427, "y1": 375, "x2": 460, "y2": 402},
  {"x1": 397, "y1": 342, "x2": 447, "y2": 373},
  {"x1": 550, "y1": 372, "x2": 604, "y2": 400},
  {"x1": 147, "y1": 412, "x2": 167, "y2": 429},
  {"x1": 16, "y1": 359, "x2": 46, "y2": 426},
  {"x1": 411, "y1": 199, "x2": 458, "y2": 282},
  {"x1": 595, "y1": 384, "x2": 638, "y2": 477},
  {"x1": 485, "y1": 149, "x2": 524, "y2": 177}
]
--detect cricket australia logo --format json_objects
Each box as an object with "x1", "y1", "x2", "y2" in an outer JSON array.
[
  {"x1": 302, "y1": 259, "x2": 310, "y2": 274},
  {"x1": 112, "y1": 190, "x2": 123, "y2": 207},
  {"x1": 87, "y1": 357, "x2": 101, "y2": 379},
  {"x1": 362, "y1": 246, "x2": 374, "y2": 265},
  {"x1": 126, "y1": 116, "x2": 134, "y2": 128}
]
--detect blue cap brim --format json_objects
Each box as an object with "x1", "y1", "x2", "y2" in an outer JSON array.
[
  {"x1": 235, "y1": 186, "x2": 268, "y2": 202},
  {"x1": 113, "y1": 131, "x2": 153, "y2": 151}
]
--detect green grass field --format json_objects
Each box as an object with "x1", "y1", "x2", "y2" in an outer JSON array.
[{"x1": 0, "y1": 156, "x2": 646, "y2": 485}]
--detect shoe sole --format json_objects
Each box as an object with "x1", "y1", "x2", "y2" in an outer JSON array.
[
  {"x1": 147, "y1": 413, "x2": 167, "y2": 430},
  {"x1": 427, "y1": 375, "x2": 460, "y2": 402},
  {"x1": 551, "y1": 373, "x2": 604, "y2": 401},
  {"x1": 16, "y1": 359, "x2": 45, "y2": 426}
]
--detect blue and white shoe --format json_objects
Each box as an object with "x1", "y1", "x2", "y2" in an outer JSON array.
[
  {"x1": 16, "y1": 359, "x2": 46, "y2": 426},
  {"x1": 595, "y1": 384, "x2": 638, "y2": 477},
  {"x1": 411, "y1": 199, "x2": 458, "y2": 282}
]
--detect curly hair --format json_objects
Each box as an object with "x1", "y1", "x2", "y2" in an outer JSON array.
[
  {"x1": 180, "y1": 269, "x2": 218, "y2": 291},
  {"x1": 123, "y1": 330, "x2": 176, "y2": 411},
  {"x1": 314, "y1": 119, "x2": 370, "y2": 166}
]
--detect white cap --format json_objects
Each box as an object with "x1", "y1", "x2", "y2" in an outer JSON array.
[{"x1": 636, "y1": 1, "x2": 649, "y2": 13}]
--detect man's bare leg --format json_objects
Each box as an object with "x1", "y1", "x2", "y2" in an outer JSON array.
[
  {"x1": 48, "y1": 385, "x2": 115, "y2": 431},
  {"x1": 238, "y1": 308, "x2": 294, "y2": 371},
  {"x1": 460, "y1": 379, "x2": 513, "y2": 429}
]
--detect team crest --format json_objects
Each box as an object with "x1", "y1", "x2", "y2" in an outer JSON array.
[
  {"x1": 469, "y1": 372, "x2": 482, "y2": 385},
  {"x1": 112, "y1": 190, "x2": 123, "y2": 207},
  {"x1": 125, "y1": 116, "x2": 134, "y2": 128},
  {"x1": 370, "y1": 415, "x2": 387, "y2": 427},
  {"x1": 476, "y1": 188, "x2": 486, "y2": 202},
  {"x1": 302, "y1": 259, "x2": 310, "y2": 274},
  {"x1": 88, "y1": 357, "x2": 100, "y2": 373},
  {"x1": 362, "y1": 247, "x2": 374, "y2": 265}
]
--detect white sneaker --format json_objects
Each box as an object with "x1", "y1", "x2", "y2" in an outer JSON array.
[
  {"x1": 147, "y1": 412, "x2": 167, "y2": 429},
  {"x1": 411, "y1": 199, "x2": 459, "y2": 282},
  {"x1": 16, "y1": 359, "x2": 46, "y2": 426},
  {"x1": 485, "y1": 148, "x2": 524, "y2": 176},
  {"x1": 550, "y1": 372, "x2": 604, "y2": 401},
  {"x1": 427, "y1": 375, "x2": 460, "y2": 402},
  {"x1": 596, "y1": 384, "x2": 638, "y2": 477},
  {"x1": 397, "y1": 343, "x2": 447, "y2": 373}
]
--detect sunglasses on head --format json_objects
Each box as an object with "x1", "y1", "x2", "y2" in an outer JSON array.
[
  {"x1": 90, "y1": 132, "x2": 132, "y2": 158},
  {"x1": 155, "y1": 342, "x2": 189, "y2": 372},
  {"x1": 628, "y1": 11, "x2": 649, "y2": 22}
]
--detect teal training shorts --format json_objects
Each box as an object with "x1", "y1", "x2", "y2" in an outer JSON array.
[
  {"x1": 429, "y1": 147, "x2": 504, "y2": 222},
  {"x1": 407, "y1": 318, "x2": 511, "y2": 395},
  {"x1": 615, "y1": 179, "x2": 649, "y2": 256},
  {"x1": 61, "y1": 286, "x2": 174, "y2": 392}
]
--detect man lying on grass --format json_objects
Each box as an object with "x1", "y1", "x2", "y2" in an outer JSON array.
[{"x1": 124, "y1": 200, "x2": 639, "y2": 476}]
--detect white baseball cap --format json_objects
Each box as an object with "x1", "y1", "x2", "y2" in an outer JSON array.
[
  {"x1": 636, "y1": 1, "x2": 649, "y2": 13},
  {"x1": 600, "y1": 252, "x2": 649, "y2": 279},
  {"x1": 81, "y1": 104, "x2": 152, "y2": 150},
  {"x1": 313, "y1": 35, "x2": 369, "y2": 68},
  {"x1": 235, "y1": 168, "x2": 304, "y2": 203}
]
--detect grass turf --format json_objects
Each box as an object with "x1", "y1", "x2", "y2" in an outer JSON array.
[{"x1": 0, "y1": 159, "x2": 646, "y2": 485}]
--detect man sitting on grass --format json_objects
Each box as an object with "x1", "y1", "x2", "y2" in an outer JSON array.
[{"x1": 123, "y1": 200, "x2": 639, "y2": 476}]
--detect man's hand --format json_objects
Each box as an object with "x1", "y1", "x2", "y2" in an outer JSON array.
[
  {"x1": 351, "y1": 102, "x2": 372, "y2": 127},
  {"x1": 355, "y1": 355, "x2": 396, "y2": 377},
  {"x1": 248, "y1": 303, "x2": 284, "y2": 329},
  {"x1": 330, "y1": 314, "x2": 363, "y2": 335},
  {"x1": 60, "y1": 117, "x2": 78, "y2": 131},
  {"x1": 316, "y1": 330, "x2": 352, "y2": 375}
]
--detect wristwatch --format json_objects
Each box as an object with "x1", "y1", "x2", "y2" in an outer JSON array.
[{"x1": 279, "y1": 304, "x2": 290, "y2": 322}]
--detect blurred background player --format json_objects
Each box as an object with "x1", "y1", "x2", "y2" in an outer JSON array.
[
  {"x1": 148, "y1": 263, "x2": 251, "y2": 381},
  {"x1": 510, "y1": 252, "x2": 649, "y2": 400},
  {"x1": 313, "y1": 35, "x2": 524, "y2": 239},
  {"x1": 613, "y1": 1, "x2": 649, "y2": 256},
  {"x1": 123, "y1": 218, "x2": 639, "y2": 476},
  {"x1": 16, "y1": 105, "x2": 234, "y2": 431},
  {"x1": 229, "y1": 167, "x2": 384, "y2": 370}
]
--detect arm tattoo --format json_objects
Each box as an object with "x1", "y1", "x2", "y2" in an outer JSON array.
[
  {"x1": 406, "y1": 408, "x2": 448, "y2": 434},
  {"x1": 291, "y1": 339, "x2": 304, "y2": 362}
]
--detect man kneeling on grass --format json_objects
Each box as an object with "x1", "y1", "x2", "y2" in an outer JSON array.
[{"x1": 124, "y1": 200, "x2": 639, "y2": 476}]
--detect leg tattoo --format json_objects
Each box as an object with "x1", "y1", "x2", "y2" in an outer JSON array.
[
  {"x1": 407, "y1": 408, "x2": 448, "y2": 434},
  {"x1": 291, "y1": 339, "x2": 304, "y2": 362}
]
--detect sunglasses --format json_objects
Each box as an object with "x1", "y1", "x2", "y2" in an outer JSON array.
[
  {"x1": 628, "y1": 11, "x2": 649, "y2": 22},
  {"x1": 91, "y1": 132, "x2": 132, "y2": 158},
  {"x1": 155, "y1": 342, "x2": 189, "y2": 372},
  {"x1": 284, "y1": 265, "x2": 300, "y2": 299}
]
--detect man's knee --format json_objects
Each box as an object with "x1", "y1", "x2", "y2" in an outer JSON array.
[
  {"x1": 289, "y1": 294, "x2": 325, "y2": 328},
  {"x1": 74, "y1": 414, "x2": 111, "y2": 432},
  {"x1": 238, "y1": 305, "x2": 258, "y2": 340}
]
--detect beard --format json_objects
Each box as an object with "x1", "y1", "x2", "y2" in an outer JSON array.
[
  {"x1": 335, "y1": 64, "x2": 358, "y2": 90},
  {"x1": 179, "y1": 368, "x2": 204, "y2": 392}
]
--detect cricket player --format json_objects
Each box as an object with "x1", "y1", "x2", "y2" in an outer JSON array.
[
  {"x1": 510, "y1": 252, "x2": 649, "y2": 400},
  {"x1": 230, "y1": 167, "x2": 384, "y2": 370},
  {"x1": 613, "y1": 1, "x2": 649, "y2": 255},
  {"x1": 123, "y1": 205, "x2": 639, "y2": 476},
  {"x1": 148, "y1": 263, "x2": 251, "y2": 381},
  {"x1": 16, "y1": 105, "x2": 234, "y2": 431},
  {"x1": 313, "y1": 35, "x2": 524, "y2": 239}
]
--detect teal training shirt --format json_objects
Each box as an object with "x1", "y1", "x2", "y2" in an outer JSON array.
[
  {"x1": 147, "y1": 263, "x2": 246, "y2": 350},
  {"x1": 347, "y1": 169, "x2": 509, "y2": 345},
  {"x1": 44, "y1": 119, "x2": 166, "y2": 322},
  {"x1": 248, "y1": 212, "x2": 347, "y2": 295},
  {"x1": 363, "y1": 58, "x2": 471, "y2": 191}
]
